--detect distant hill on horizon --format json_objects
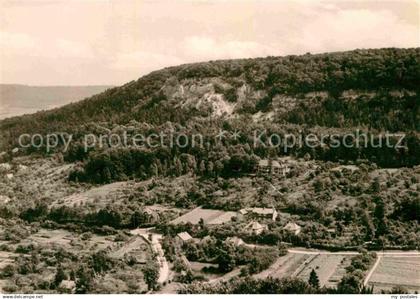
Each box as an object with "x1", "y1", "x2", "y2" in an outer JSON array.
[{"x1": 0, "y1": 84, "x2": 114, "y2": 120}]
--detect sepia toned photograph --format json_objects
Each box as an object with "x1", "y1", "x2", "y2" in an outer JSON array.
[{"x1": 0, "y1": 0, "x2": 419, "y2": 296}]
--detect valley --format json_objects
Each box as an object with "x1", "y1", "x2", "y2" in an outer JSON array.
[{"x1": 0, "y1": 48, "x2": 418, "y2": 294}]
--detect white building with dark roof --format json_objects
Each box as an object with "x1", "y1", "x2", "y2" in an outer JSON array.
[{"x1": 257, "y1": 159, "x2": 290, "y2": 176}]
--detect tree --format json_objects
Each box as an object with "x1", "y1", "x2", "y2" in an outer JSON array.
[
  {"x1": 337, "y1": 273, "x2": 361, "y2": 294},
  {"x1": 130, "y1": 211, "x2": 148, "y2": 228},
  {"x1": 143, "y1": 261, "x2": 159, "y2": 291},
  {"x1": 217, "y1": 248, "x2": 236, "y2": 273},
  {"x1": 361, "y1": 211, "x2": 375, "y2": 241},
  {"x1": 75, "y1": 266, "x2": 93, "y2": 294},
  {"x1": 373, "y1": 196, "x2": 387, "y2": 236},
  {"x1": 90, "y1": 250, "x2": 112, "y2": 273},
  {"x1": 308, "y1": 269, "x2": 320, "y2": 289},
  {"x1": 199, "y1": 160, "x2": 206, "y2": 175},
  {"x1": 389, "y1": 285, "x2": 409, "y2": 294},
  {"x1": 1, "y1": 264, "x2": 15, "y2": 278},
  {"x1": 53, "y1": 264, "x2": 67, "y2": 289}
]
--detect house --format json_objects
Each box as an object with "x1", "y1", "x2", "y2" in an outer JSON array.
[
  {"x1": 239, "y1": 208, "x2": 248, "y2": 215},
  {"x1": 17, "y1": 164, "x2": 28, "y2": 173},
  {"x1": 246, "y1": 207, "x2": 278, "y2": 221},
  {"x1": 225, "y1": 236, "x2": 245, "y2": 247},
  {"x1": 0, "y1": 195, "x2": 10, "y2": 204},
  {"x1": 245, "y1": 221, "x2": 267, "y2": 235},
  {"x1": 239, "y1": 208, "x2": 279, "y2": 220},
  {"x1": 284, "y1": 222, "x2": 302, "y2": 235},
  {"x1": 176, "y1": 232, "x2": 193, "y2": 244},
  {"x1": 180, "y1": 254, "x2": 192, "y2": 269},
  {"x1": 58, "y1": 280, "x2": 76, "y2": 292},
  {"x1": 257, "y1": 159, "x2": 290, "y2": 176},
  {"x1": 0, "y1": 163, "x2": 12, "y2": 172},
  {"x1": 5, "y1": 173, "x2": 13, "y2": 180}
]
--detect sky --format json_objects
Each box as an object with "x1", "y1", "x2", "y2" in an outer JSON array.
[{"x1": 0, "y1": 0, "x2": 419, "y2": 86}]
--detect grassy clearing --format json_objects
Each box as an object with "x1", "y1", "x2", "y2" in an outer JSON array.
[
  {"x1": 368, "y1": 256, "x2": 420, "y2": 293},
  {"x1": 170, "y1": 207, "x2": 238, "y2": 225},
  {"x1": 254, "y1": 253, "x2": 309, "y2": 279},
  {"x1": 296, "y1": 254, "x2": 355, "y2": 287},
  {"x1": 255, "y1": 252, "x2": 355, "y2": 288},
  {"x1": 51, "y1": 181, "x2": 129, "y2": 208}
]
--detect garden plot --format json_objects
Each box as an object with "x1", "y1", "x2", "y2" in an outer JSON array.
[
  {"x1": 254, "y1": 253, "x2": 310, "y2": 279},
  {"x1": 109, "y1": 235, "x2": 150, "y2": 263},
  {"x1": 170, "y1": 207, "x2": 238, "y2": 225},
  {"x1": 83, "y1": 235, "x2": 116, "y2": 252},
  {"x1": 51, "y1": 181, "x2": 128, "y2": 208},
  {"x1": 367, "y1": 256, "x2": 420, "y2": 293},
  {"x1": 296, "y1": 254, "x2": 355, "y2": 287},
  {"x1": 0, "y1": 251, "x2": 16, "y2": 268},
  {"x1": 24, "y1": 229, "x2": 74, "y2": 248},
  {"x1": 325, "y1": 255, "x2": 353, "y2": 288}
]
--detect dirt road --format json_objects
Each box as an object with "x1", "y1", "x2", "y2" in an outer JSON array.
[{"x1": 130, "y1": 228, "x2": 170, "y2": 284}]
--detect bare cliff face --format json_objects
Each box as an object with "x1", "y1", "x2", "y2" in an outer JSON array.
[{"x1": 159, "y1": 76, "x2": 418, "y2": 128}]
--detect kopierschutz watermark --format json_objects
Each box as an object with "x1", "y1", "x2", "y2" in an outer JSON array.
[{"x1": 17, "y1": 129, "x2": 407, "y2": 153}]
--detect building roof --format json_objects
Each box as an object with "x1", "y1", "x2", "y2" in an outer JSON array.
[
  {"x1": 199, "y1": 235, "x2": 214, "y2": 244},
  {"x1": 0, "y1": 195, "x2": 11, "y2": 204},
  {"x1": 225, "y1": 236, "x2": 244, "y2": 246},
  {"x1": 177, "y1": 232, "x2": 193, "y2": 242},
  {"x1": 246, "y1": 221, "x2": 266, "y2": 231},
  {"x1": 284, "y1": 222, "x2": 301, "y2": 231},
  {"x1": 251, "y1": 207, "x2": 276, "y2": 215},
  {"x1": 0, "y1": 163, "x2": 12, "y2": 172},
  {"x1": 259, "y1": 160, "x2": 282, "y2": 168},
  {"x1": 59, "y1": 280, "x2": 76, "y2": 290}
]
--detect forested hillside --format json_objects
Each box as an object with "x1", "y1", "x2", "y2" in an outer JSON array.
[{"x1": 0, "y1": 48, "x2": 419, "y2": 173}]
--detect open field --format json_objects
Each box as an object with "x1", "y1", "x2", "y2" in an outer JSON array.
[
  {"x1": 255, "y1": 252, "x2": 356, "y2": 288},
  {"x1": 0, "y1": 251, "x2": 16, "y2": 269},
  {"x1": 109, "y1": 235, "x2": 150, "y2": 263},
  {"x1": 170, "y1": 207, "x2": 238, "y2": 225},
  {"x1": 254, "y1": 253, "x2": 310, "y2": 279},
  {"x1": 296, "y1": 254, "x2": 355, "y2": 288},
  {"x1": 367, "y1": 256, "x2": 420, "y2": 293},
  {"x1": 24, "y1": 229, "x2": 74, "y2": 247},
  {"x1": 51, "y1": 181, "x2": 129, "y2": 208}
]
